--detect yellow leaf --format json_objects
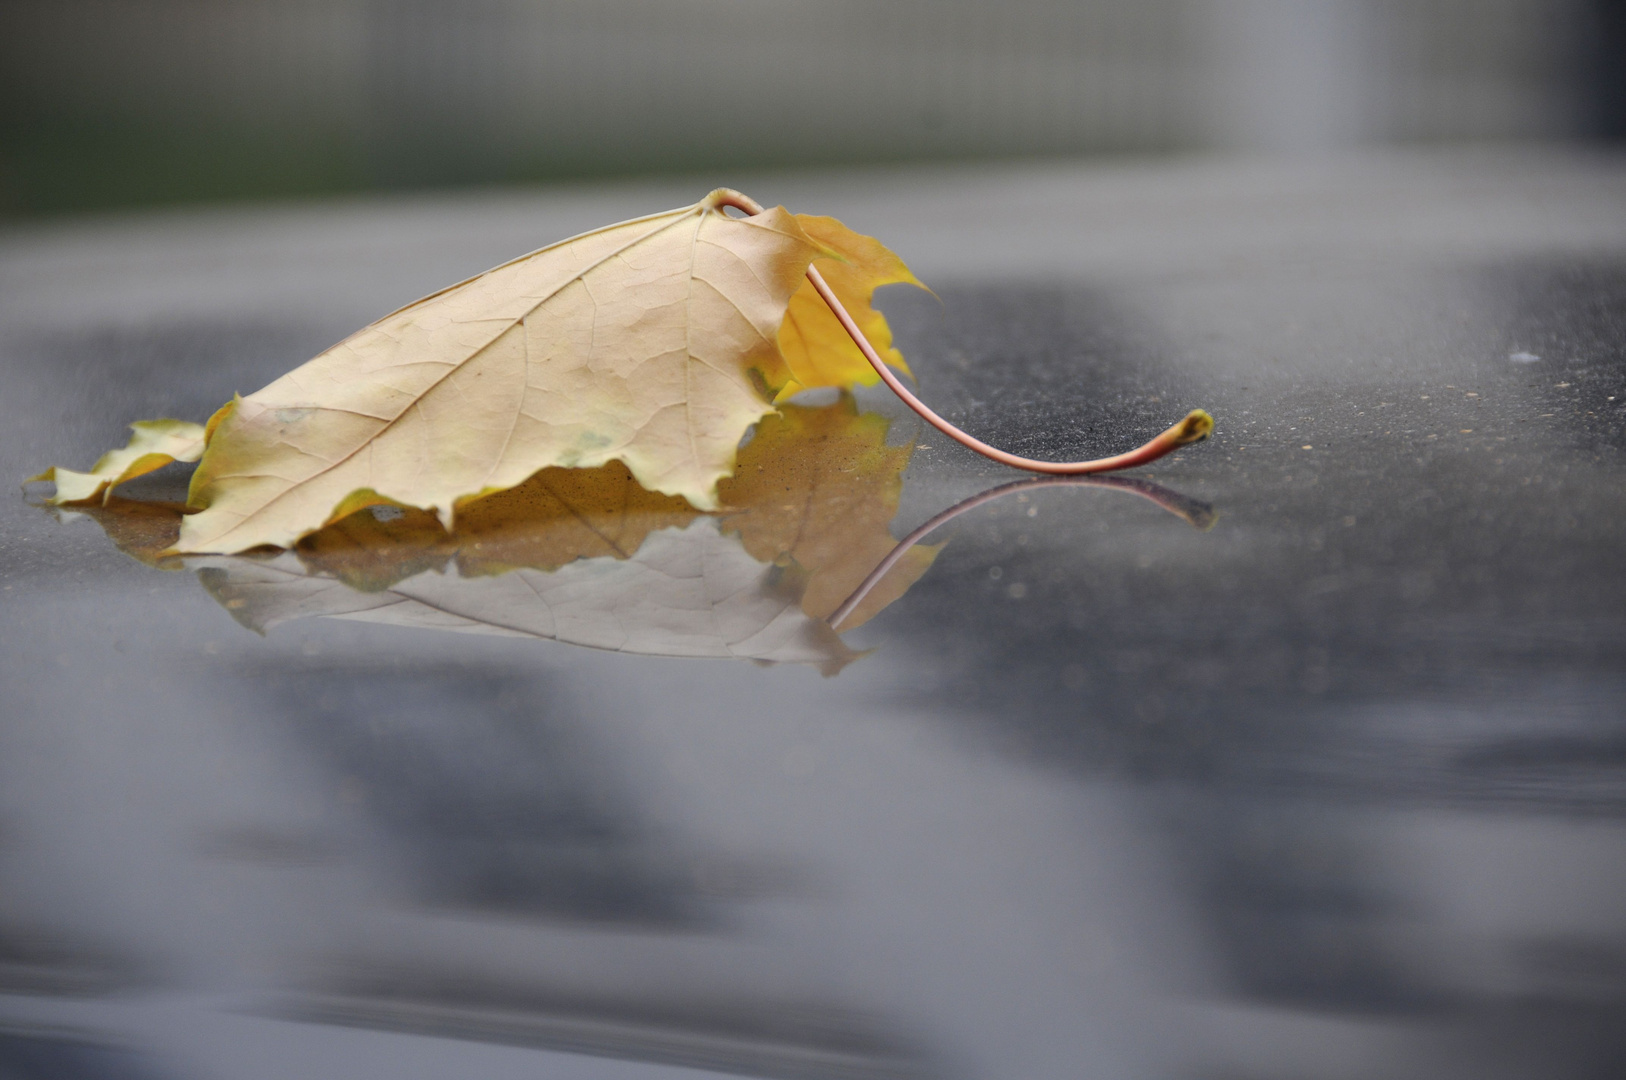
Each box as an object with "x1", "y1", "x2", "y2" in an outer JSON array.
[
  {"x1": 177, "y1": 191, "x2": 826, "y2": 553},
  {"x1": 292, "y1": 500, "x2": 453, "y2": 592},
  {"x1": 27, "y1": 195, "x2": 948, "y2": 565},
  {"x1": 285, "y1": 395, "x2": 938, "y2": 617},
  {"x1": 774, "y1": 214, "x2": 926, "y2": 402},
  {"x1": 289, "y1": 460, "x2": 700, "y2": 592},
  {"x1": 27, "y1": 419, "x2": 207, "y2": 506},
  {"x1": 452, "y1": 461, "x2": 699, "y2": 579},
  {"x1": 62, "y1": 399, "x2": 936, "y2": 668},
  {"x1": 31, "y1": 193, "x2": 1216, "y2": 540},
  {"x1": 718, "y1": 395, "x2": 938, "y2": 629}
]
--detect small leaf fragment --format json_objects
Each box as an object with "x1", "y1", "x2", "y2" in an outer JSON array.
[{"x1": 28, "y1": 419, "x2": 208, "y2": 505}]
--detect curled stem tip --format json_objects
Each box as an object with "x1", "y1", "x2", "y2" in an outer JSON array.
[
  {"x1": 708, "y1": 188, "x2": 1213, "y2": 480},
  {"x1": 1171, "y1": 409, "x2": 1214, "y2": 444}
]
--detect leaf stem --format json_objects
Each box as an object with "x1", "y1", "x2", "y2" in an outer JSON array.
[
  {"x1": 708, "y1": 187, "x2": 1214, "y2": 475},
  {"x1": 827, "y1": 474, "x2": 1216, "y2": 631}
]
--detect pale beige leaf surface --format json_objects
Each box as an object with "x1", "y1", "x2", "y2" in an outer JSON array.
[
  {"x1": 179, "y1": 194, "x2": 823, "y2": 553},
  {"x1": 28, "y1": 419, "x2": 207, "y2": 506}
]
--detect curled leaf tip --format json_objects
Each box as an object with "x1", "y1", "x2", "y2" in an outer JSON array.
[
  {"x1": 705, "y1": 188, "x2": 763, "y2": 215},
  {"x1": 1171, "y1": 409, "x2": 1214, "y2": 446},
  {"x1": 27, "y1": 419, "x2": 209, "y2": 507}
]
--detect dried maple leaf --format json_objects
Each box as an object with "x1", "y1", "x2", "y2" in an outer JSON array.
[
  {"x1": 178, "y1": 191, "x2": 826, "y2": 553},
  {"x1": 59, "y1": 397, "x2": 1214, "y2": 670},
  {"x1": 30, "y1": 188, "x2": 1212, "y2": 556},
  {"x1": 280, "y1": 395, "x2": 932, "y2": 604},
  {"x1": 66, "y1": 397, "x2": 935, "y2": 668}
]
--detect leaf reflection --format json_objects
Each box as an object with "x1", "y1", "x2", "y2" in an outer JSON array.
[
  {"x1": 830, "y1": 474, "x2": 1218, "y2": 630},
  {"x1": 55, "y1": 398, "x2": 1216, "y2": 670}
]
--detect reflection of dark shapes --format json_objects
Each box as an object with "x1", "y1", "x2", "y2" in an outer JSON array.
[
  {"x1": 195, "y1": 825, "x2": 345, "y2": 868},
  {"x1": 1453, "y1": 1006, "x2": 1626, "y2": 1080},
  {"x1": 1448, "y1": 732, "x2": 1626, "y2": 810},
  {"x1": 0, "y1": 928, "x2": 152, "y2": 998},
  {"x1": 273, "y1": 964, "x2": 931, "y2": 1080},
  {"x1": 1510, "y1": 935, "x2": 1626, "y2": 1005},
  {"x1": 271, "y1": 665, "x2": 711, "y2": 926},
  {"x1": 1457, "y1": 729, "x2": 1626, "y2": 796},
  {"x1": 1169, "y1": 800, "x2": 1450, "y2": 1017},
  {"x1": 1458, "y1": 733, "x2": 1626, "y2": 770},
  {"x1": 1220, "y1": 696, "x2": 1626, "y2": 816},
  {"x1": 1584, "y1": 0, "x2": 1626, "y2": 139},
  {"x1": 685, "y1": 856, "x2": 818, "y2": 902},
  {"x1": 0, "y1": 1027, "x2": 174, "y2": 1080}
]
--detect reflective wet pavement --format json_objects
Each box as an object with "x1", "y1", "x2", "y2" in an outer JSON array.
[{"x1": 2, "y1": 149, "x2": 1624, "y2": 1079}]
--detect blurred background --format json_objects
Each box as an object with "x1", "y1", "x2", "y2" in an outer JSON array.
[{"x1": 1, "y1": 0, "x2": 1623, "y2": 219}]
